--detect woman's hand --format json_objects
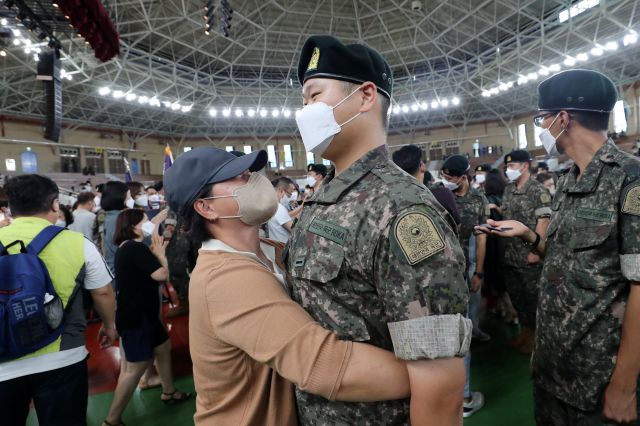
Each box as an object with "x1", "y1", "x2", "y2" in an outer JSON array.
[
  {"x1": 475, "y1": 219, "x2": 530, "y2": 239},
  {"x1": 151, "y1": 208, "x2": 169, "y2": 226},
  {"x1": 150, "y1": 232, "x2": 169, "y2": 259}
]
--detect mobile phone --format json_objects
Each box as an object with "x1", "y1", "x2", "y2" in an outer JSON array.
[{"x1": 478, "y1": 223, "x2": 513, "y2": 232}]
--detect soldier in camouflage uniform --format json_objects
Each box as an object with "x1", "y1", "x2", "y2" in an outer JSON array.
[
  {"x1": 164, "y1": 212, "x2": 197, "y2": 317},
  {"x1": 439, "y1": 154, "x2": 489, "y2": 417},
  {"x1": 501, "y1": 149, "x2": 552, "y2": 354},
  {"x1": 479, "y1": 69, "x2": 640, "y2": 424},
  {"x1": 287, "y1": 35, "x2": 472, "y2": 425}
]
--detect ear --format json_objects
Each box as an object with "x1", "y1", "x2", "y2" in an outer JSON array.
[
  {"x1": 359, "y1": 82, "x2": 377, "y2": 113},
  {"x1": 51, "y1": 198, "x2": 60, "y2": 213},
  {"x1": 193, "y1": 199, "x2": 219, "y2": 221},
  {"x1": 419, "y1": 162, "x2": 427, "y2": 173}
]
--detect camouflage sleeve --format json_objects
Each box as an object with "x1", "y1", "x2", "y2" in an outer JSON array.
[
  {"x1": 533, "y1": 185, "x2": 553, "y2": 219},
  {"x1": 619, "y1": 179, "x2": 640, "y2": 282},
  {"x1": 374, "y1": 203, "x2": 472, "y2": 360},
  {"x1": 473, "y1": 193, "x2": 490, "y2": 236}
]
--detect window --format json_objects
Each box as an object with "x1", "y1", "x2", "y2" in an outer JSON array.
[
  {"x1": 84, "y1": 149, "x2": 105, "y2": 174},
  {"x1": 306, "y1": 152, "x2": 315, "y2": 165},
  {"x1": 533, "y1": 125, "x2": 543, "y2": 146},
  {"x1": 243, "y1": 145, "x2": 252, "y2": 154},
  {"x1": 445, "y1": 141, "x2": 460, "y2": 156},
  {"x1": 140, "y1": 159, "x2": 151, "y2": 175},
  {"x1": 429, "y1": 143, "x2": 443, "y2": 161},
  {"x1": 5, "y1": 159, "x2": 16, "y2": 171},
  {"x1": 107, "y1": 151, "x2": 126, "y2": 174},
  {"x1": 283, "y1": 145, "x2": 294, "y2": 168},
  {"x1": 267, "y1": 145, "x2": 277, "y2": 168},
  {"x1": 184, "y1": 147, "x2": 192, "y2": 152},
  {"x1": 613, "y1": 100, "x2": 627, "y2": 133},
  {"x1": 225, "y1": 146, "x2": 234, "y2": 152},
  {"x1": 518, "y1": 123, "x2": 528, "y2": 149},
  {"x1": 59, "y1": 147, "x2": 80, "y2": 173},
  {"x1": 322, "y1": 159, "x2": 331, "y2": 166}
]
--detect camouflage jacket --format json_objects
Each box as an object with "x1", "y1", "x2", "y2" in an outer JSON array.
[
  {"x1": 502, "y1": 178, "x2": 552, "y2": 267},
  {"x1": 286, "y1": 146, "x2": 471, "y2": 425},
  {"x1": 534, "y1": 141, "x2": 640, "y2": 411},
  {"x1": 452, "y1": 186, "x2": 489, "y2": 267}
]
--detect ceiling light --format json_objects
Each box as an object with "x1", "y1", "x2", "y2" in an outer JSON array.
[
  {"x1": 125, "y1": 93, "x2": 137, "y2": 101},
  {"x1": 209, "y1": 108, "x2": 217, "y2": 117},
  {"x1": 149, "y1": 98, "x2": 160, "y2": 107},
  {"x1": 605, "y1": 41, "x2": 618, "y2": 51},
  {"x1": 33, "y1": 53, "x2": 38, "y2": 61},
  {"x1": 283, "y1": 109, "x2": 291, "y2": 118},
  {"x1": 162, "y1": 101, "x2": 171, "y2": 108},
  {"x1": 623, "y1": 32, "x2": 638, "y2": 46},
  {"x1": 0, "y1": 50, "x2": 6, "y2": 57},
  {"x1": 138, "y1": 95, "x2": 149, "y2": 104},
  {"x1": 411, "y1": 103, "x2": 419, "y2": 112},
  {"x1": 498, "y1": 83, "x2": 508, "y2": 91},
  {"x1": 98, "y1": 87, "x2": 111, "y2": 96},
  {"x1": 576, "y1": 52, "x2": 589, "y2": 61},
  {"x1": 590, "y1": 46, "x2": 603, "y2": 56},
  {"x1": 295, "y1": 109, "x2": 302, "y2": 117},
  {"x1": 12, "y1": 39, "x2": 19, "y2": 46},
  {"x1": 181, "y1": 105, "x2": 192, "y2": 113},
  {"x1": 247, "y1": 109, "x2": 255, "y2": 117},
  {"x1": 452, "y1": 97, "x2": 460, "y2": 106},
  {"x1": 23, "y1": 47, "x2": 30, "y2": 54},
  {"x1": 171, "y1": 103, "x2": 181, "y2": 111},
  {"x1": 563, "y1": 56, "x2": 576, "y2": 66},
  {"x1": 517, "y1": 76, "x2": 528, "y2": 85},
  {"x1": 506, "y1": 82, "x2": 514, "y2": 88},
  {"x1": 392, "y1": 106, "x2": 401, "y2": 114},
  {"x1": 440, "y1": 99, "x2": 449, "y2": 107},
  {"x1": 538, "y1": 68, "x2": 550, "y2": 76},
  {"x1": 431, "y1": 100, "x2": 439, "y2": 109},
  {"x1": 112, "y1": 90, "x2": 124, "y2": 98},
  {"x1": 420, "y1": 102, "x2": 428, "y2": 110},
  {"x1": 481, "y1": 90, "x2": 491, "y2": 97},
  {"x1": 235, "y1": 108, "x2": 243, "y2": 117},
  {"x1": 0, "y1": 18, "x2": 7, "y2": 25},
  {"x1": 401, "y1": 105, "x2": 409, "y2": 113},
  {"x1": 259, "y1": 109, "x2": 267, "y2": 117},
  {"x1": 11, "y1": 29, "x2": 20, "y2": 37},
  {"x1": 222, "y1": 108, "x2": 231, "y2": 117},
  {"x1": 489, "y1": 87, "x2": 499, "y2": 95},
  {"x1": 272, "y1": 109, "x2": 279, "y2": 117},
  {"x1": 527, "y1": 72, "x2": 538, "y2": 80},
  {"x1": 548, "y1": 63, "x2": 561, "y2": 72}
]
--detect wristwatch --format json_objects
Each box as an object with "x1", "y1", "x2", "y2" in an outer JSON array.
[
  {"x1": 473, "y1": 271, "x2": 484, "y2": 279},
  {"x1": 524, "y1": 231, "x2": 541, "y2": 249}
]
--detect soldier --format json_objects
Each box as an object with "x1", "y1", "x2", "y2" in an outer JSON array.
[
  {"x1": 164, "y1": 213, "x2": 197, "y2": 317},
  {"x1": 500, "y1": 149, "x2": 552, "y2": 354},
  {"x1": 439, "y1": 155, "x2": 489, "y2": 417},
  {"x1": 478, "y1": 69, "x2": 640, "y2": 424},
  {"x1": 288, "y1": 35, "x2": 471, "y2": 425},
  {"x1": 472, "y1": 164, "x2": 492, "y2": 191}
]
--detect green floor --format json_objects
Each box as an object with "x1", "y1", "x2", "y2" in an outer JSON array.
[{"x1": 27, "y1": 314, "x2": 535, "y2": 426}]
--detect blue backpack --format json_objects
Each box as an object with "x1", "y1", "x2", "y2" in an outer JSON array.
[{"x1": 0, "y1": 226, "x2": 68, "y2": 362}]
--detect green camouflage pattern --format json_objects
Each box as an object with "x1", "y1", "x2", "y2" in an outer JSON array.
[
  {"x1": 504, "y1": 264, "x2": 541, "y2": 328},
  {"x1": 534, "y1": 141, "x2": 640, "y2": 411},
  {"x1": 502, "y1": 178, "x2": 552, "y2": 267},
  {"x1": 452, "y1": 185, "x2": 489, "y2": 267},
  {"x1": 286, "y1": 145, "x2": 469, "y2": 425}
]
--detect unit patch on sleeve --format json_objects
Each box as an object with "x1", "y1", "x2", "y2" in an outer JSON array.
[
  {"x1": 392, "y1": 211, "x2": 445, "y2": 265},
  {"x1": 622, "y1": 183, "x2": 640, "y2": 216}
]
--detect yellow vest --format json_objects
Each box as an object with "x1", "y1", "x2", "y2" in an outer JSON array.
[{"x1": 0, "y1": 217, "x2": 85, "y2": 359}]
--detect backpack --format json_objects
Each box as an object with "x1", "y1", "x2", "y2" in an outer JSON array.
[{"x1": 0, "y1": 226, "x2": 68, "y2": 362}]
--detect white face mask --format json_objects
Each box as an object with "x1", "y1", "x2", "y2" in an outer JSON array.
[
  {"x1": 93, "y1": 196, "x2": 101, "y2": 207},
  {"x1": 538, "y1": 113, "x2": 565, "y2": 157},
  {"x1": 442, "y1": 178, "x2": 459, "y2": 191},
  {"x1": 306, "y1": 176, "x2": 317, "y2": 188},
  {"x1": 55, "y1": 219, "x2": 66, "y2": 227},
  {"x1": 148, "y1": 194, "x2": 161, "y2": 209},
  {"x1": 291, "y1": 191, "x2": 298, "y2": 201},
  {"x1": 125, "y1": 198, "x2": 135, "y2": 209},
  {"x1": 141, "y1": 221, "x2": 156, "y2": 237},
  {"x1": 505, "y1": 167, "x2": 522, "y2": 182},
  {"x1": 475, "y1": 174, "x2": 486, "y2": 184},
  {"x1": 135, "y1": 194, "x2": 149, "y2": 207},
  {"x1": 295, "y1": 86, "x2": 362, "y2": 157}
]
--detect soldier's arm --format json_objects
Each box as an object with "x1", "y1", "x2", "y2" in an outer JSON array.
[
  {"x1": 374, "y1": 204, "x2": 472, "y2": 424},
  {"x1": 603, "y1": 179, "x2": 640, "y2": 422}
]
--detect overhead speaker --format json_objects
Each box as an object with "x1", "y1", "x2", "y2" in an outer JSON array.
[{"x1": 37, "y1": 51, "x2": 62, "y2": 142}]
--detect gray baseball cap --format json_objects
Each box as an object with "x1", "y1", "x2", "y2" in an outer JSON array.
[{"x1": 164, "y1": 147, "x2": 267, "y2": 216}]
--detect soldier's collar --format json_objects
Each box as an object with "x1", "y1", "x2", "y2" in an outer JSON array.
[
  {"x1": 564, "y1": 143, "x2": 613, "y2": 194},
  {"x1": 511, "y1": 177, "x2": 534, "y2": 194},
  {"x1": 314, "y1": 145, "x2": 388, "y2": 204}
]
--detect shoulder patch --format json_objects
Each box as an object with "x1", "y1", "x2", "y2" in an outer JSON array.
[
  {"x1": 540, "y1": 192, "x2": 552, "y2": 204},
  {"x1": 392, "y1": 211, "x2": 445, "y2": 265},
  {"x1": 622, "y1": 183, "x2": 640, "y2": 216}
]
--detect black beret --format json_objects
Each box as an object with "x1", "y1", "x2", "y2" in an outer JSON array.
[
  {"x1": 441, "y1": 155, "x2": 470, "y2": 176},
  {"x1": 474, "y1": 164, "x2": 492, "y2": 172},
  {"x1": 297, "y1": 35, "x2": 393, "y2": 99},
  {"x1": 537, "y1": 69, "x2": 618, "y2": 113},
  {"x1": 165, "y1": 147, "x2": 267, "y2": 216},
  {"x1": 307, "y1": 163, "x2": 328, "y2": 176},
  {"x1": 504, "y1": 150, "x2": 532, "y2": 165},
  {"x1": 537, "y1": 161, "x2": 549, "y2": 170}
]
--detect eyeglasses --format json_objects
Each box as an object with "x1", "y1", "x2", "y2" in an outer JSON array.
[{"x1": 533, "y1": 113, "x2": 554, "y2": 128}]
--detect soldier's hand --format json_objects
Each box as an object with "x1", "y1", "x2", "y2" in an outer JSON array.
[
  {"x1": 602, "y1": 380, "x2": 637, "y2": 423},
  {"x1": 470, "y1": 274, "x2": 482, "y2": 292},
  {"x1": 527, "y1": 252, "x2": 541, "y2": 265},
  {"x1": 475, "y1": 219, "x2": 528, "y2": 239}
]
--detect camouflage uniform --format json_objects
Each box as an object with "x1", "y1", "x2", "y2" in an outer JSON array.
[
  {"x1": 501, "y1": 178, "x2": 552, "y2": 328},
  {"x1": 534, "y1": 141, "x2": 640, "y2": 421},
  {"x1": 166, "y1": 230, "x2": 196, "y2": 304},
  {"x1": 452, "y1": 186, "x2": 490, "y2": 269},
  {"x1": 286, "y1": 146, "x2": 471, "y2": 425}
]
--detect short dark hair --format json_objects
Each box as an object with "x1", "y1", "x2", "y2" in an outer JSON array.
[
  {"x1": 182, "y1": 183, "x2": 214, "y2": 248},
  {"x1": 5, "y1": 174, "x2": 58, "y2": 216},
  {"x1": 153, "y1": 180, "x2": 163, "y2": 191},
  {"x1": 272, "y1": 176, "x2": 295, "y2": 190},
  {"x1": 342, "y1": 81, "x2": 390, "y2": 129},
  {"x1": 536, "y1": 172, "x2": 556, "y2": 185},
  {"x1": 59, "y1": 205, "x2": 74, "y2": 226},
  {"x1": 392, "y1": 145, "x2": 423, "y2": 176},
  {"x1": 113, "y1": 208, "x2": 145, "y2": 245},
  {"x1": 571, "y1": 111, "x2": 610, "y2": 132},
  {"x1": 77, "y1": 192, "x2": 95, "y2": 205},
  {"x1": 101, "y1": 181, "x2": 129, "y2": 211},
  {"x1": 126, "y1": 181, "x2": 145, "y2": 197},
  {"x1": 484, "y1": 169, "x2": 507, "y2": 197}
]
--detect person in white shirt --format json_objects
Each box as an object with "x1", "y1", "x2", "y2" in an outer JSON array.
[
  {"x1": 267, "y1": 177, "x2": 296, "y2": 243},
  {"x1": 70, "y1": 192, "x2": 97, "y2": 241}
]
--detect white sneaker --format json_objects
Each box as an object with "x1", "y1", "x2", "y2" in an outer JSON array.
[{"x1": 463, "y1": 391, "x2": 485, "y2": 418}]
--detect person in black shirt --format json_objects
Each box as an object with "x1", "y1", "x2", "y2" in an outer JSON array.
[{"x1": 103, "y1": 209, "x2": 190, "y2": 426}]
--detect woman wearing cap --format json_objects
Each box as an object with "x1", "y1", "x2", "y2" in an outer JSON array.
[{"x1": 164, "y1": 147, "x2": 417, "y2": 426}]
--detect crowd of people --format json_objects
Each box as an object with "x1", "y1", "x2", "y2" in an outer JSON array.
[{"x1": 0, "y1": 33, "x2": 639, "y2": 426}]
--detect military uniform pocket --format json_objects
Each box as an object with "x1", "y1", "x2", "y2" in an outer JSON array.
[{"x1": 290, "y1": 239, "x2": 345, "y2": 284}]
